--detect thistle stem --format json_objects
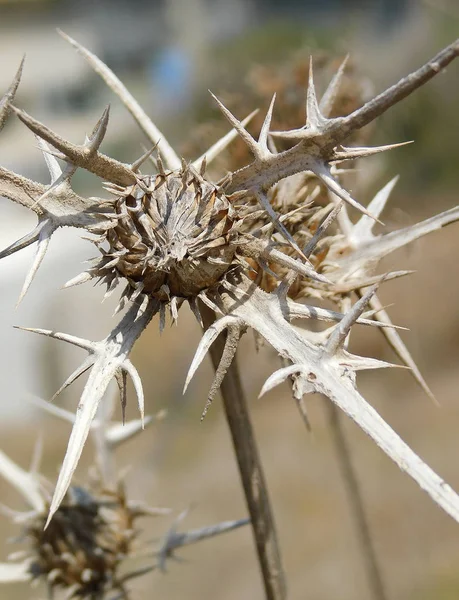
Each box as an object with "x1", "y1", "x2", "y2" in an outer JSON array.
[
  {"x1": 326, "y1": 401, "x2": 388, "y2": 600},
  {"x1": 201, "y1": 305, "x2": 287, "y2": 600}
]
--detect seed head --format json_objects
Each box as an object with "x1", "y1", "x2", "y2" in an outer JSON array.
[{"x1": 0, "y1": 405, "x2": 248, "y2": 598}]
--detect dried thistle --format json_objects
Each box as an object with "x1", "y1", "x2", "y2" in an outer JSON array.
[
  {"x1": 0, "y1": 399, "x2": 248, "y2": 598},
  {"x1": 183, "y1": 50, "x2": 372, "y2": 176},
  {"x1": 1, "y1": 31, "x2": 459, "y2": 559}
]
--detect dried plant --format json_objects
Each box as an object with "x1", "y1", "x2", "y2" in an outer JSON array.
[
  {"x1": 1, "y1": 30, "x2": 459, "y2": 599},
  {"x1": 0, "y1": 398, "x2": 248, "y2": 598}
]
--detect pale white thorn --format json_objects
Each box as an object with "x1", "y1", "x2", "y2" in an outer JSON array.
[
  {"x1": 122, "y1": 359, "x2": 145, "y2": 428},
  {"x1": 114, "y1": 368, "x2": 128, "y2": 424},
  {"x1": 0, "y1": 449, "x2": 45, "y2": 513},
  {"x1": 184, "y1": 315, "x2": 242, "y2": 394},
  {"x1": 156, "y1": 152, "x2": 166, "y2": 176},
  {"x1": 332, "y1": 270, "x2": 414, "y2": 295},
  {"x1": 363, "y1": 292, "x2": 437, "y2": 404},
  {"x1": 63, "y1": 270, "x2": 94, "y2": 289},
  {"x1": 188, "y1": 298, "x2": 203, "y2": 327},
  {"x1": 200, "y1": 155, "x2": 207, "y2": 176},
  {"x1": 51, "y1": 358, "x2": 94, "y2": 401},
  {"x1": 313, "y1": 161, "x2": 383, "y2": 224},
  {"x1": 35, "y1": 136, "x2": 62, "y2": 182},
  {"x1": 129, "y1": 282, "x2": 144, "y2": 304},
  {"x1": 319, "y1": 54, "x2": 349, "y2": 117},
  {"x1": 16, "y1": 223, "x2": 53, "y2": 306},
  {"x1": 103, "y1": 255, "x2": 120, "y2": 269},
  {"x1": 0, "y1": 224, "x2": 42, "y2": 260},
  {"x1": 259, "y1": 364, "x2": 308, "y2": 398},
  {"x1": 223, "y1": 279, "x2": 251, "y2": 297},
  {"x1": 197, "y1": 292, "x2": 224, "y2": 315},
  {"x1": 102, "y1": 277, "x2": 120, "y2": 301},
  {"x1": 113, "y1": 295, "x2": 128, "y2": 316},
  {"x1": 87, "y1": 105, "x2": 110, "y2": 151},
  {"x1": 258, "y1": 94, "x2": 276, "y2": 153},
  {"x1": 170, "y1": 296, "x2": 179, "y2": 324},
  {"x1": 106, "y1": 415, "x2": 155, "y2": 447},
  {"x1": 352, "y1": 176, "x2": 399, "y2": 241},
  {"x1": 25, "y1": 393, "x2": 77, "y2": 425},
  {"x1": 132, "y1": 142, "x2": 160, "y2": 172},
  {"x1": 325, "y1": 281, "x2": 381, "y2": 355},
  {"x1": 29, "y1": 432, "x2": 44, "y2": 475},
  {"x1": 209, "y1": 91, "x2": 259, "y2": 156},
  {"x1": 63, "y1": 583, "x2": 81, "y2": 600},
  {"x1": 159, "y1": 517, "x2": 250, "y2": 562},
  {"x1": 253, "y1": 188, "x2": 309, "y2": 261},
  {"x1": 201, "y1": 326, "x2": 240, "y2": 421},
  {"x1": 159, "y1": 302, "x2": 166, "y2": 333},
  {"x1": 262, "y1": 245, "x2": 330, "y2": 284},
  {"x1": 258, "y1": 257, "x2": 280, "y2": 280},
  {"x1": 332, "y1": 141, "x2": 413, "y2": 162},
  {"x1": 7, "y1": 551, "x2": 30, "y2": 563},
  {"x1": 14, "y1": 326, "x2": 96, "y2": 351},
  {"x1": 304, "y1": 202, "x2": 342, "y2": 258},
  {"x1": 269, "y1": 126, "x2": 308, "y2": 141},
  {"x1": 29, "y1": 163, "x2": 77, "y2": 210},
  {"x1": 275, "y1": 270, "x2": 298, "y2": 300},
  {"x1": 338, "y1": 350, "x2": 401, "y2": 371},
  {"x1": 38, "y1": 146, "x2": 66, "y2": 162},
  {"x1": 0, "y1": 55, "x2": 25, "y2": 133},
  {"x1": 0, "y1": 503, "x2": 33, "y2": 522},
  {"x1": 363, "y1": 205, "x2": 459, "y2": 261},
  {"x1": 306, "y1": 57, "x2": 325, "y2": 128},
  {"x1": 333, "y1": 192, "x2": 353, "y2": 236},
  {"x1": 192, "y1": 109, "x2": 259, "y2": 170},
  {"x1": 284, "y1": 298, "x2": 399, "y2": 330},
  {"x1": 0, "y1": 561, "x2": 31, "y2": 583},
  {"x1": 362, "y1": 303, "x2": 395, "y2": 319},
  {"x1": 336, "y1": 206, "x2": 459, "y2": 272},
  {"x1": 58, "y1": 30, "x2": 181, "y2": 170}
]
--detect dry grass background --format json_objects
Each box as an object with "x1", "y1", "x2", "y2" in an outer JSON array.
[{"x1": 2, "y1": 3, "x2": 459, "y2": 599}]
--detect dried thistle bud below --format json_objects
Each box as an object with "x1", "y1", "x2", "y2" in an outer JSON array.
[
  {"x1": 0, "y1": 411, "x2": 249, "y2": 598},
  {"x1": 27, "y1": 485, "x2": 141, "y2": 597}
]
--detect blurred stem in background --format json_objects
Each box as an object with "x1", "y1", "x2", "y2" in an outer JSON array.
[{"x1": 327, "y1": 403, "x2": 388, "y2": 600}]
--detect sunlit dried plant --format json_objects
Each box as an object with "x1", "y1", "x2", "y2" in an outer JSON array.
[
  {"x1": 2, "y1": 30, "x2": 459, "y2": 600},
  {"x1": 0, "y1": 398, "x2": 248, "y2": 598}
]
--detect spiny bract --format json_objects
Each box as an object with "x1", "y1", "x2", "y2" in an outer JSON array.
[{"x1": 1, "y1": 31, "x2": 459, "y2": 529}]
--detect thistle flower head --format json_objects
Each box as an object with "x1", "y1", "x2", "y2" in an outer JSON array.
[
  {"x1": 100, "y1": 167, "x2": 236, "y2": 304},
  {"x1": 1, "y1": 32, "x2": 459, "y2": 530}
]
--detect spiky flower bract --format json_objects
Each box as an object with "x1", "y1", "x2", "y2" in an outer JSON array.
[{"x1": 1, "y1": 31, "x2": 459, "y2": 533}]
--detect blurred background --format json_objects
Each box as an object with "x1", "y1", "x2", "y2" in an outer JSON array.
[{"x1": 1, "y1": 0, "x2": 459, "y2": 598}]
